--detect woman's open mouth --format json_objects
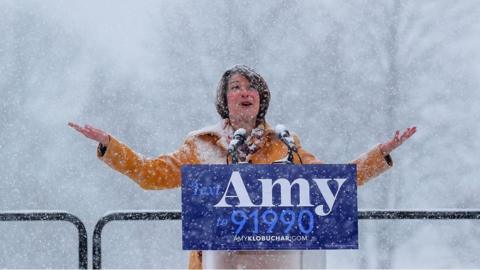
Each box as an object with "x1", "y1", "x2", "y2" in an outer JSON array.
[{"x1": 240, "y1": 101, "x2": 253, "y2": 107}]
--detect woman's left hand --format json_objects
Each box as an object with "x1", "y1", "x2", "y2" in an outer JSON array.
[{"x1": 380, "y1": 126, "x2": 417, "y2": 156}]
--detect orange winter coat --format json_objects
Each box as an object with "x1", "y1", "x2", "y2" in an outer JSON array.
[{"x1": 98, "y1": 121, "x2": 392, "y2": 269}]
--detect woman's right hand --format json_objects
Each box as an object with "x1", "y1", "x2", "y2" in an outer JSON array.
[{"x1": 68, "y1": 122, "x2": 110, "y2": 145}]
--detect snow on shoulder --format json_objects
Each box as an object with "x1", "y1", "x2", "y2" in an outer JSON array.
[
  {"x1": 187, "y1": 121, "x2": 232, "y2": 164},
  {"x1": 187, "y1": 120, "x2": 232, "y2": 139}
]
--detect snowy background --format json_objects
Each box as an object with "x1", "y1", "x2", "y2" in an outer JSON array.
[{"x1": 1, "y1": 0, "x2": 480, "y2": 268}]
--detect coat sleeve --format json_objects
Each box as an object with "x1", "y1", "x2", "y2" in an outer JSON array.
[
  {"x1": 293, "y1": 135, "x2": 392, "y2": 186},
  {"x1": 351, "y1": 144, "x2": 392, "y2": 185},
  {"x1": 97, "y1": 136, "x2": 200, "y2": 189}
]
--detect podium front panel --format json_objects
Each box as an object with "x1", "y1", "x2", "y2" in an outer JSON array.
[{"x1": 181, "y1": 164, "x2": 357, "y2": 250}]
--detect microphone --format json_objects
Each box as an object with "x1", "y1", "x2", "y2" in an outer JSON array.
[
  {"x1": 228, "y1": 128, "x2": 247, "y2": 153},
  {"x1": 275, "y1": 124, "x2": 297, "y2": 152},
  {"x1": 228, "y1": 128, "x2": 246, "y2": 164}
]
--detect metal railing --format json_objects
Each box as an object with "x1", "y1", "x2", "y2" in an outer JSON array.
[
  {"x1": 0, "y1": 211, "x2": 88, "y2": 269},
  {"x1": 92, "y1": 211, "x2": 181, "y2": 269},
  {"x1": 92, "y1": 209, "x2": 480, "y2": 269},
  {"x1": 358, "y1": 210, "x2": 480, "y2": 219}
]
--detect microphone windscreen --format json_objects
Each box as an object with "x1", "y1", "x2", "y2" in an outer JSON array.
[
  {"x1": 229, "y1": 128, "x2": 246, "y2": 152},
  {"x1": 233, "y1": 128, "x2": 246, "y2": 138}
]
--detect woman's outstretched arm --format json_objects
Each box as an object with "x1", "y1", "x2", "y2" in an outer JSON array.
[
  {"x1": 68, "y1": 122, "x2": 199, "y2": 189},
  {"x1": 68, "y1": 122, "x2": 110, "y2": 145},
  {"x1": 380, "y1": 126, "x2": 417, "y2": 156}
]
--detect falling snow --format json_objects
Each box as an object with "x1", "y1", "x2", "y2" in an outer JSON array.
[{"x1": 1, "y1": 0, "x2": 480, "y2": 268}]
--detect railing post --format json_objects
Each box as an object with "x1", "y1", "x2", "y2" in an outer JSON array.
[
  {"x1": 92, "y1": 211, "x2": 181, "y2": 269},
  {"x1": 0, "y1": 211, "x2": 88, "y2": 269}
]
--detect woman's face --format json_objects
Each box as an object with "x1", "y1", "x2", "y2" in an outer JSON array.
[{"x1": 226, "y1": 73, "x2": 260, "y2": 122}]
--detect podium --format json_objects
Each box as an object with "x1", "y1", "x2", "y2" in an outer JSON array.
[{"x1": 182, "y1": 164, "x2": 356, "y2": 269}]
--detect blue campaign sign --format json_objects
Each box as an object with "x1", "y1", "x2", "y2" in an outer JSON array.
[{"x1": 181, "y1": 164, "x2": 357, "y2": 250}]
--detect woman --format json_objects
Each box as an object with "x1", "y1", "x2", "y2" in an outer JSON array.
[{"x1": 69, "y1": 65, "x2": 416, "y2": 269}]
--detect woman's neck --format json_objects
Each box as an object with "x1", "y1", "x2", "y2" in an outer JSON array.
[{"x1": 229, "y1": 117, "x2": 256, "y2": 134}]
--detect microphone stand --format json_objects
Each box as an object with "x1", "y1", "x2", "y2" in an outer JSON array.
[
  {"x1": 274, "y1": 125, "x2": 302, "y2": 165},
  {"x1": 227, "y1": 129, "x2": 246, "y2": 165},
  {"x1": 272, "y1": 142, "x2": 294, "y2": 164},
  {"x1": 231, "y1": 149, "x2": 240, "y2": 164}
]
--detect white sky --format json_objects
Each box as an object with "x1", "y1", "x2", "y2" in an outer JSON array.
[{"x1": 36, "y1": 0, "x2": 157, "y2": 71}]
